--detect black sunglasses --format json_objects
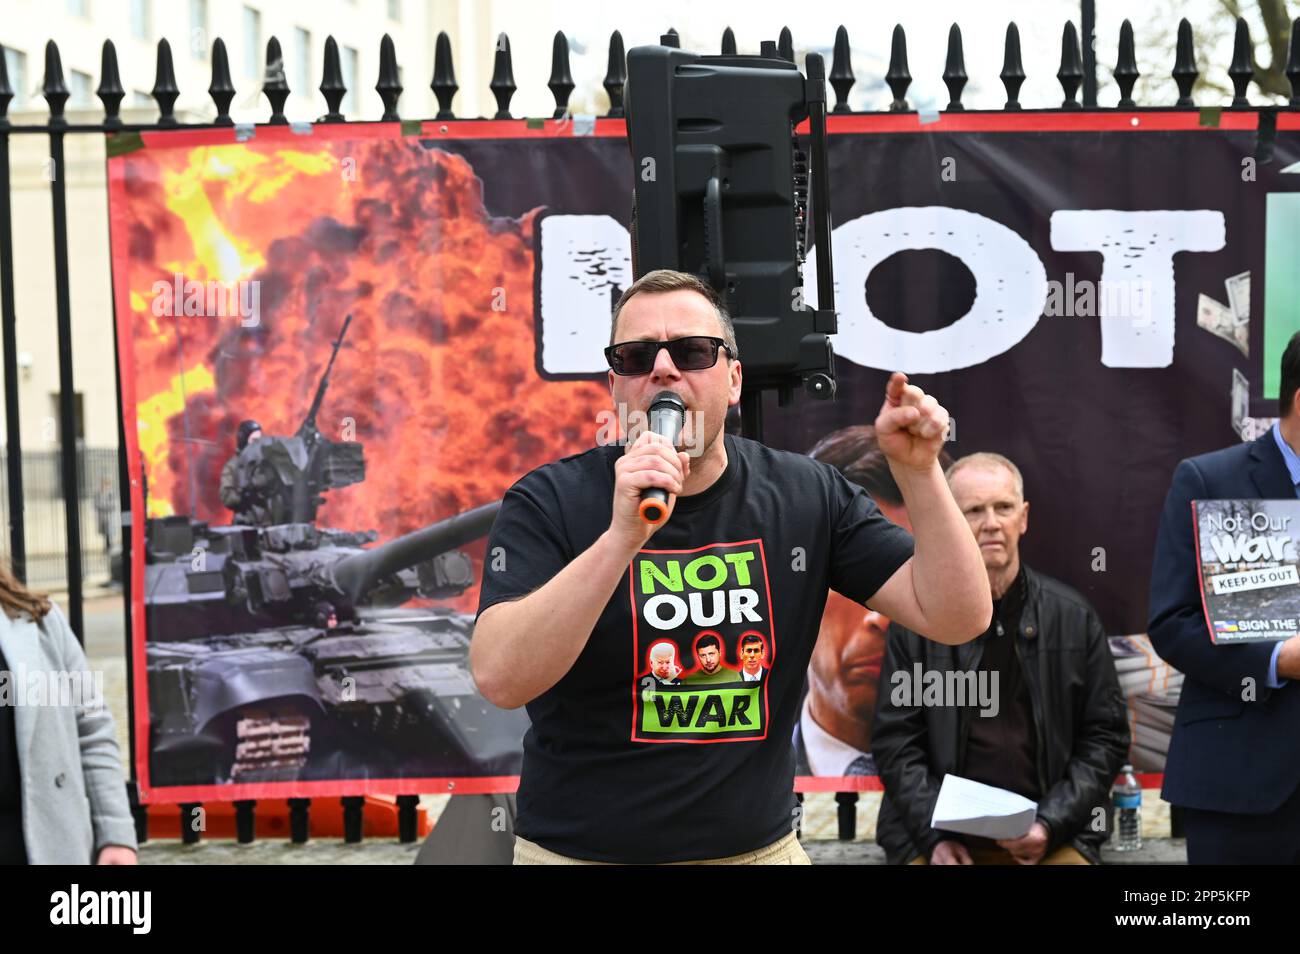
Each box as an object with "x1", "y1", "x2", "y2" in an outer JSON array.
[{"x1": 605, "y1": 336, "x2": 732, "y2": 375}]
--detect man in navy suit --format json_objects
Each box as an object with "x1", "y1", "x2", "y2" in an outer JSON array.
[{"x1": 1148, "y1": 332, "x2": 1300, "y2": 863}]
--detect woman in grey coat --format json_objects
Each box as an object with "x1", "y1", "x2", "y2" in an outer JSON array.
[{"x1": 0, "y1": 565, "x2": 137, "y2": 864}]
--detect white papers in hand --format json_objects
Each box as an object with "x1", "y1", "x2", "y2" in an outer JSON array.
[{"x1": 930, "y1": 774, "x2": 1038, "y2": 840}]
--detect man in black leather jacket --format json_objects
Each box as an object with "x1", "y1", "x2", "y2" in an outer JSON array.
[{"x1": 872, "y1": 452, "x2": 1130, "y2": 865}]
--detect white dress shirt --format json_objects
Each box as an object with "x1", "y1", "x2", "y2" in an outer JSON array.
[{"x1": 801, "y1": 694, "x2": 871, "y2": 776}]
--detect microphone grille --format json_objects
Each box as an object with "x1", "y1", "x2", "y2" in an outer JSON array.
[{"x1": 649, "y1": 390, "x2": 686, "y2": 414}]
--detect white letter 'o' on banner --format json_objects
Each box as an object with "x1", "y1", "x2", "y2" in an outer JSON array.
[{"x1": 806, "y1": 207, "x2": 1048, "y2": 373}]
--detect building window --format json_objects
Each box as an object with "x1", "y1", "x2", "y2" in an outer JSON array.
[
  {"x1": 3, "y1": 48, "x2": 26, "y2": 109},
  {"x1": 294, "y1": 28, "x2": 311, "y2": 97},
  {"x1": 67, "y1": 0, "x2": 89, "y2": 17},
  {"x1": 387, "y1": 0, "x2": 400, "y2": 20},
  {"x1": 130, "y1": 0, "x2": 150, "y2": 40},
  {"x1": 69, "y1": 70, "x2": 93, "y2": 107},
  {"x1": 132, "y1": 90, "x2": 153, "y2": 108},
  {"x1": 341, "y1": 45, "x2": 359, "y2": 116},
  {"x1": 243, "y1": 5, "x2": 262, "y2": 80},
  {"x1": 189, "y1": 0, "x2": 208, "y2": 58},
  {"x1": 49, "y1": 393, "x2": 86, "y2": 441}
]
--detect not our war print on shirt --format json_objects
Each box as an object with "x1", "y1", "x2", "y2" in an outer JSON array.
[{"x1": 630, "y1": 539, "x2": 776, "y2": 743}]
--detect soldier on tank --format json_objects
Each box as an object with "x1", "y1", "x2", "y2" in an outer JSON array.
[{"x1": 219, "y1": 419, "x2": 273, "y2": 525}]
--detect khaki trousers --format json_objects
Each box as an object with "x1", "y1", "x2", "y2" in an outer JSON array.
[
  {"x1": 513, "y1": 830, "x2": 812, "y2": 865},
  {"x1": 909, "y1": 843, "x2": 1093, "y2": 865}
]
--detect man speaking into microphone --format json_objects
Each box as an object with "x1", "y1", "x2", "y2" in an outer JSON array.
[{"x1": 471, "y1": 268, "x2": 991, "y2": 865}]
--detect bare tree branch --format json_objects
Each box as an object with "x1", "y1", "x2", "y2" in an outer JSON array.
[{"x1": 1254, "y1": 0, "x2": 1293, "y2": 97}]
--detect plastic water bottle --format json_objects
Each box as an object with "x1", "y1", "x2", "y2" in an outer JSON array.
[{"x1": 1112, "y1": 765, "x2": 1142, "y2": 851}]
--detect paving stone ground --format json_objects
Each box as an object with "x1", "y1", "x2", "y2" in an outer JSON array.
[{"x1": 137, "y1": 836, "x2": 1188, "y2": 865}]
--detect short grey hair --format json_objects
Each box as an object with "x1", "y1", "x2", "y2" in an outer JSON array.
[
  {"x1": 945, "y1": 452, "x2": 1025, "y2": 502},
  {"x1": 610, "y1": 269, "x2": 739, "y2": 361}
]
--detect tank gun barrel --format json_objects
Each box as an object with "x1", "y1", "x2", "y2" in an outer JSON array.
[
  {"x1": 328, "y1": 502, "x2": 500, "y2": 604},
  {"x1": 299, "y1": 313, "x2": 353, "y2": 444}
]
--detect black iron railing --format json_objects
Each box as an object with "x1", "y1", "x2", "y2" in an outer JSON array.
[
  {"x1": 1, "y1": 17, "x2": 1299, "y2": 638},
  {"x1": 0, "y1": 16, "x2": 1297, "y2": 847}
]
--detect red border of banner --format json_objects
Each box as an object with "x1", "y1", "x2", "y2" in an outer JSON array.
[
  {"x1": 107, "y1": 148, "x2": 155, "y2": 801},
  {"x1": 106, "y1": 109, "x2": 1291, "y2": 801},
  {"x1": 119, "y1": 110, "x2": 1300, "y2": 153}
]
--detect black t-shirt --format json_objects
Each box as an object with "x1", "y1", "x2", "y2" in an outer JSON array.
[
  {"x1": 962, "y1": 567, "x2": 1039, "y2": 809},
  {"x1": 476, "y1": 432, "x2": 915, "y2": 862}
]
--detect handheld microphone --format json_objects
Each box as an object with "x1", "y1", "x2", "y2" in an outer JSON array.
[{"x1": 638, "y1": 390, "x2": 686, "y2": 526}]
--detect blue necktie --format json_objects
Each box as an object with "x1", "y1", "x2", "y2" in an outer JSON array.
[{"x1": 846, "y1": 754, "x2": 875, "y2": 776}]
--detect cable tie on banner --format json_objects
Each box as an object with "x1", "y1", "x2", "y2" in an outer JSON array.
[
  {"x1": 526, "y1": 117, "x2": 546, "y2": 130},
  {"x1": 1254, "y1": 107, "x2": 1278, "y2": 165},
  {"x1": 234, "y1": 123, "x2": 256, "y2": 142},
  {"x1": 290, "y1": 121, "x2": 313, "y2": 136},
  {"x1": 571, "y1": 114, "x2": 595, "y2": 137},
  {"x1": 1197, "y1": 107, "x2": 1222, "y2": 128},
  {"x1": 917, "y1": 110, "x2": 940, "y2": 126},
  {"x1": 105, "y1": 131, "x2": 146, "y2": 157},
  {"x1": 400, "y1": 119, "x2": 422, "y2": 137}
]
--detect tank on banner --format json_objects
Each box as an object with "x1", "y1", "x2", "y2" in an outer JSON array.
[
  {"x1": 219, "y1": 316, "x2": 366, "y2": 527},
  {"x1": 142, "y1": 324, "x2": 527, "y2": 787}
]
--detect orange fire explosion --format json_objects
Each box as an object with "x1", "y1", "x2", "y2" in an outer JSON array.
[{"x1": 115, "y1": 133, "x2": 609, "y2": 611}]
